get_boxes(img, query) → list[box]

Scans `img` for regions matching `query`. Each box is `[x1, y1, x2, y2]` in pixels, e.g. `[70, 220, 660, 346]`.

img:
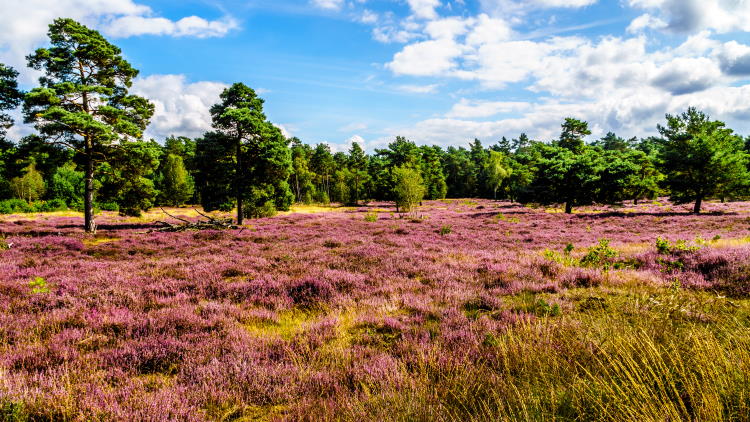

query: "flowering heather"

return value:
[1, 199, 750, 420]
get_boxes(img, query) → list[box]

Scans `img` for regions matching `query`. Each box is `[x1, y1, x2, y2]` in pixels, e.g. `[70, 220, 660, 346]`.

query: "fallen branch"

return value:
[150, 208, 239, 232]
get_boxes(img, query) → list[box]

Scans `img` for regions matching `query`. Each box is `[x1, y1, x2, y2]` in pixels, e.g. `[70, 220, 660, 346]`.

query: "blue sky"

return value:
[3, 0, 750, 151]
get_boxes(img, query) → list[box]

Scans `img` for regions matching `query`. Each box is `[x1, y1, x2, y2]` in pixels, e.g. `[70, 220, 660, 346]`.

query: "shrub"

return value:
[561, 268, 604, 288]
[0, 236, 11, 250]
[323, 240, 342, 248]
[580, 239, 618, 269]
[28, 277, 50, 294]
[97, 202, 120, 212]
[364, 212, 378, 222]
[392, 166, 425, 213]
[244, 200, 277, 219]
[439, 225, 452, 236]
[656, 237, 701, 255]
[37, 199, 68, 212]
[0, 199, 35, 214]
[288, 278, 334, 308]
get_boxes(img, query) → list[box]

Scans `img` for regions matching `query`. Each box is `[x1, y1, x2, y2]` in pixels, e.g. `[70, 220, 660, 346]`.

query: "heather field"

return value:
[2, 199, 750, 421]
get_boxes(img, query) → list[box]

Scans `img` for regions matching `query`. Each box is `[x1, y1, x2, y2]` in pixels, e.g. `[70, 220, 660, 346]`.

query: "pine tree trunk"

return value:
[693, 196, 703, 214]
[295, 173, 300, 202]
[565, 201, 573, 214]
[84, 137, 95, 233]
[236, 140, 243, 225]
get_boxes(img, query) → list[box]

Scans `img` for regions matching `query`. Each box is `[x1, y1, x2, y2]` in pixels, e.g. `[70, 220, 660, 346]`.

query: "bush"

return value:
[580, 239, 618, 269]
[439, 225, 452, 236]
[392, 166, 425, 213]
[656, 237, 701, 255]
[288, 278, 334, 308]
[0, 199, 35, 214]
[244, 200, 277, 219]
[36, 199, 68, 212]
[97, 202, 120, 212]
[364, 212, 378, 222]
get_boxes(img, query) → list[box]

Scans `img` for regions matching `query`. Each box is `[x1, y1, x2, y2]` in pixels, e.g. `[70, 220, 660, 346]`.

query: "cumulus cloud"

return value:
[384, 84, 750, 149]
[446, 99, 531, 118]
[105, 15, 238, 38]
[0, 0, 237, 77]
[651, 57, 722, 95]
[387, 38, 464, 75]
[627, 0, 750, 33]
[130, 74, 227, 141]
[379, 7, 750, 148]
[407, 0, 442, 19]
[626, 13, 667, 33]
[716, 41, 750, 76]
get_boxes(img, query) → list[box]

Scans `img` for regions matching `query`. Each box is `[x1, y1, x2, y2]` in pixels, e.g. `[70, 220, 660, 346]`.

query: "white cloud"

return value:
[387, 38, 464, 75]
[105, 15, 238, 38]
[359, 10, 379, 24]
[130, 74, 227, 141]
[480, 0, 597, 19]
[0, 0, 237, 78]
[347, 135, 366, 147]
[311, 0, 345, 11]
[626, 13, 667, 33]
[627, 0, 750, 33]
[327, 135, 367, 152]
[275, 123, 294, 138]
[446, 99, 531, 118]
[407, 0, 442, 19]
[396, 84, 440, 93]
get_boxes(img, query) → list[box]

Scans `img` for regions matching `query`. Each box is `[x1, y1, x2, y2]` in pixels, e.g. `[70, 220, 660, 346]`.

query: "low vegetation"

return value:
[1, 199, 749, 420]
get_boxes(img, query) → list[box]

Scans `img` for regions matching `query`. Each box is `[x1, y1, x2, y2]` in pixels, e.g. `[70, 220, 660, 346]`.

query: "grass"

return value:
[2, 199, 750, 420]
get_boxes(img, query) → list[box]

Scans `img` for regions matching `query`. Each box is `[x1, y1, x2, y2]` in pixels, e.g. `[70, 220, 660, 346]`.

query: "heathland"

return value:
[1, 199, 749, 421]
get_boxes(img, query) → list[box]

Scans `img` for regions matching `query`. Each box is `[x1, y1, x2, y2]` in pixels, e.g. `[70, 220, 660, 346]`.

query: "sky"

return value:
[2, 0, 750, 152]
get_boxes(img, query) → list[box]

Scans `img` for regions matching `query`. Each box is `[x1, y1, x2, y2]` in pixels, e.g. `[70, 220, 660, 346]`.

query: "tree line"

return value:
[1, 19, 749, 232]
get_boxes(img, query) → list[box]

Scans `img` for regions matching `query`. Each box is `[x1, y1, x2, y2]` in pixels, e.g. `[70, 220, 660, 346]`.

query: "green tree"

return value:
[348, 142, 368, 205]
[49, 162, 85, 209]
[559, 118, 591, 152]
[290, 138, 315, 204]
[207, 83, 292, 222]
[310, 143, 334, 202]
[392, 165, 425, 213]
[595, 149, 642, 204]
[443, 146, 474, 198]
[624, 150, 662, 204]
[97, 141, 160, 216]
[657, 107, 749, 213]
[593, 132, 636, 152]
[10, 163, 45, 202]
[485, 150, 511, 199]
[331, 168, 352, 205]
[469, 139, 488, 197]
[159, 154, 194, 206]
[195, 132, 235, 212]
[531, 143, 601, 213]
[23, 18, 154, 232]
[0, 63, 23, 139]
[420, 145, 447, 200]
